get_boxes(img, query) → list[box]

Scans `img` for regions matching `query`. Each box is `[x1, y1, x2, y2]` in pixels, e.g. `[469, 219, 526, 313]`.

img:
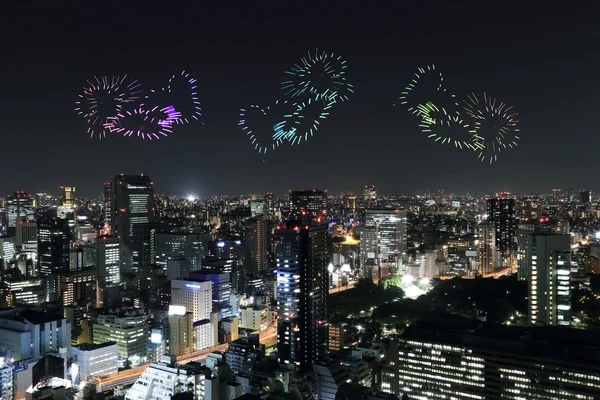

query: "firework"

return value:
[239, 100, 300, 155]
[74, 75, 142, 138]
[285, 94, 336, 146]
[463, 92, 520, 164]
[145, 70, 202, 125]
[398, 64, 458, 117]
[417, 102, 480, 150]
[107, 106, 177, 140]
[281, 48, 354, 102]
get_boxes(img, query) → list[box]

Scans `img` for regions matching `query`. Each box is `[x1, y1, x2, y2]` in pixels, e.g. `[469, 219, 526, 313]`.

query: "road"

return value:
[94, 324, 278, 392]
[329, 277, 380, 295]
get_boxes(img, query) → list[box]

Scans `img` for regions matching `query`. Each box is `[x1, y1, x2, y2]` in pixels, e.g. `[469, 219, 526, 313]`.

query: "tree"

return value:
[355, 277, 377, 294]
[379, 275, 401, 290]
[122, 359, 132, 370]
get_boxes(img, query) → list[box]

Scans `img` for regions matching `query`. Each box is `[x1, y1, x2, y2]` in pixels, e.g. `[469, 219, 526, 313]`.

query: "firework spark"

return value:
[417, 101, 480, 150]
[398, 64, 458, 117]
[281, 48, 354, 102]
[107, 106, 177, 140]
[145, 70, 202, 125]
[74, 75, 142, 139]
[239, 100, 300, 155]
[286, 94, 336, 145]
[463, 92, 520, 164]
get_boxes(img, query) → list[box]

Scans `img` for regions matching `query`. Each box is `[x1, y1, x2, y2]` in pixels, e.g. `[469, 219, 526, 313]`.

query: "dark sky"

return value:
[1, 2, 598, 197]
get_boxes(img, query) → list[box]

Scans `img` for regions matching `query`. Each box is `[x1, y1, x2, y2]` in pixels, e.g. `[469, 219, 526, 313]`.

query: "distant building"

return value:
[289, 189, 327, 218]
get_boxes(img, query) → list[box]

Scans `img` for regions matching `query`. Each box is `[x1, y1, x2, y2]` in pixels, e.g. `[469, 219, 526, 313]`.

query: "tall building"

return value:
[486, 194, 517, 266]
[97, 235, 120, 287]
[171, 280, 212, 323]
[527, 233, 571, 326]
[59, 186, 75, 207]
[6, 192, 35, 227]
[242, 216, 268, 275]
[580, 189, 592, 204]
[111, 174, 155, 271]
[15, 220, 37, 254]
[289, 189, 327, 218]
[360, 209, 407, 277]
[276, 219, 329, 371]
[155, 232, 205, 272]
[167, 306, 194, 356]
[189, 270, 232, 320]
[552, 188, 562, 202]
[264, 192, 275, 220]
[93, 309, 149, 364]
[37, 217, 71, 275]
[103, 182, 112, 229]
[517, 218, 566, 281]
[476, 221, 497, 275]
[363, 185, 376, 200]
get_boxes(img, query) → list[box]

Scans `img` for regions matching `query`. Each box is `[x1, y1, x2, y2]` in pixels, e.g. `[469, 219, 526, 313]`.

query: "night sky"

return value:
[1, 3, 598, 197]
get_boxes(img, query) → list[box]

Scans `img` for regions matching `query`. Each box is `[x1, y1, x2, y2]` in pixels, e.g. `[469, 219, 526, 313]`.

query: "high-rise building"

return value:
[171, 280, 212, 323]
[264, 192, 275, 220]
[59, 186, 76, 207]
[15, 220, 37, 254]
[580, 189, 592, 204]
[242, 216, 268, 275]
[167, 306, 194, 356]
[363, 185, 376, 200]
[517, 218, 566, 281]
[103, 182, 112, 229]
[189, 270, 232, 320]
[360, 209, 407, 277]
[486, 194, 517, 266]
[155, 232, 205, 272]
[6, 192, 35, 227]
[476, 221, 497, 275]
[37, 217, 71, 275]
[93, 309, 149, 364]
[289, 189, 327, 218]
[276, 219, 329, 371]
[552, 188, 562, 202]
[111, 174, 155, 271]
[527, 233, 571, 326]
[97, 235, 120, 288]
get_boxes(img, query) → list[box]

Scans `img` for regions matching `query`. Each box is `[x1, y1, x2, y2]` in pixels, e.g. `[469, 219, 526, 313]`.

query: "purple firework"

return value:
[74, 75, 142, 139]
[145, 70, 203, 125]
[107, 106, 178, 140]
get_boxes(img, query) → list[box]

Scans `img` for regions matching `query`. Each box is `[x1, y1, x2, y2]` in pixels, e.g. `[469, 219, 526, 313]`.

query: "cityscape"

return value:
[2, 2, 600, 400]
[1, 181, 600, 400]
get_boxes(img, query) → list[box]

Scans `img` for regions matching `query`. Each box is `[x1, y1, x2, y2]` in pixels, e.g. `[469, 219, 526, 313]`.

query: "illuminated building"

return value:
[0, 359, 13, 400]
[476, 221, 497, 275]
[264, 192, 275, 220]
[189, 270, 232, 320]
[93, 308, 149, 365]
[15, 220, 37, 254]
[37, 217, 71, 276]
[328, 323, 346, 352]
[59, 186, 75, 207]
[242, 216, 268, 274]
[239, 306, 270, 332]
[517, 218, 566, 281]
[96, 235, 120, 287]
[171, 280, 217, 350]
[71, 341, 118, 380]
[155, 232, 206, 272]
[360, 209, 407, 278]
[486, 194, 517, 267]
[552, 188, 562, 201]
[394, 316, 600, 399]
[226, 334, 260, 374]
[250, 199, 264, 217]
[168, 306, 194, 356]
[289, 189, 327, 218]
[111, 174, 155, 271]
[103, 182, 112, 229]
[527, 233, 571, 326]
[6, 192, 35, 228]
[54, 267, 96, 306]
[276, 219, 329, 371]
[363, 185, 377, 200]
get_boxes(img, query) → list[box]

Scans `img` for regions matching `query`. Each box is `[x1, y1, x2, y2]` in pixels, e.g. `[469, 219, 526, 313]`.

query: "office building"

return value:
[276, 219, 329, 370]
[72, 342, 119, 380]
[527, 233, 571, 326]
[6, 192, 35, 228]
[264, 192, 275, 220]
[580, 189, 592, 204]
[93, 308, 149, 365]
[170, 280, 212, 323]
[363, 185, 377, 200]
[289, 189, 327, 218]
[360, 209, 407, 277]
[243, 216, 268, 274]
[517, 218, 566, 281]
[96, 235, 120, 287]
[393, 316, 600, 399]
[168, 306, 194, 356]
[189, 271, 232, 320]
[103, 182, 112, 229]
[15, 220, 37, 254]
[0, 360, 13, 400]
[226, 334, 260, 374]
[37, 217, 71, 275]
[155, 232, 205, 272]
[486, 194, 517, 266]
[239, 306, 270, 332]
[59, 186, 75, 207]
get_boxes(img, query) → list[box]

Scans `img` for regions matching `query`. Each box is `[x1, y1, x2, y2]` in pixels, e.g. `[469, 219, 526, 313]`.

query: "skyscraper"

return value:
[111, 174, 155, 271]
[264, 192, 275, 220]
[276, 219, 329, 371]
[59, 186, 75, 207]
[103, 182, 112, 229]
[486, 194, 517, 266]
[6, 192, 35, 228]
[242, 216, 268, 275]
[37, 217, 71, 275]
[289, 189, 327, 218]
[476, 221, 497, 275]
[96, 235, 120, 287]
[360, 209, 407, 277]
[527, 233, 571, 326]
[580, 190, 592, 204]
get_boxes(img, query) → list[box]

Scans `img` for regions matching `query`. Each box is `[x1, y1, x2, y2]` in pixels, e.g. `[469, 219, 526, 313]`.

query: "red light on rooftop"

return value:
[119, 208, 126, 212]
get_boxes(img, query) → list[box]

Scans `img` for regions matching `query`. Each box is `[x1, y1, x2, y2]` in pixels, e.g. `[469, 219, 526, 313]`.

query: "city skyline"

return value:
[1, 3, 598, 196]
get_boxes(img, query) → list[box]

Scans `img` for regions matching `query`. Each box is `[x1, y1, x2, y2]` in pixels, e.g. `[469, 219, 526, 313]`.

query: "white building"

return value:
[72, 342, 118, 381]
[93, 308, 149, 365]
[96, 235, 120, 287]
[171, 280, 212, 323]
[239, 306, 270, 332]
[125, 356, 214, 400]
